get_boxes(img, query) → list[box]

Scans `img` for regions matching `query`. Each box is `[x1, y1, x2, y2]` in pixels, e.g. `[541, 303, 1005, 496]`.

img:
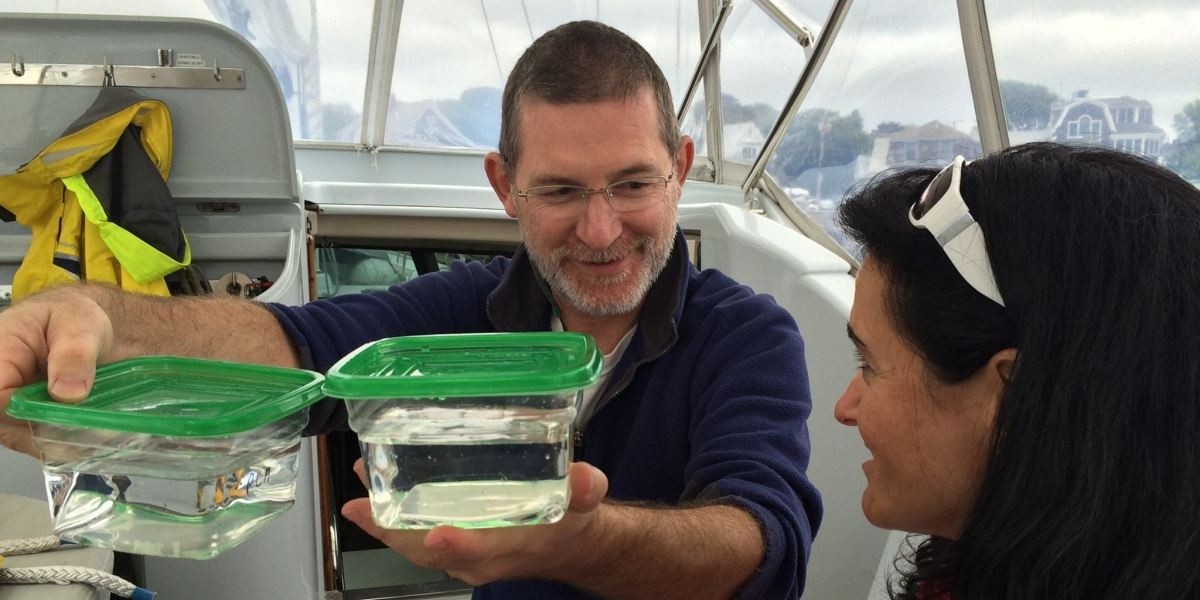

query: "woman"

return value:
[834, 142, 1200, 599]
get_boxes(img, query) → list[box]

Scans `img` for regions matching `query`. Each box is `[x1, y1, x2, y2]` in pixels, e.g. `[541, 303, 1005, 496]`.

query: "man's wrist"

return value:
[533, 502, 617, 582]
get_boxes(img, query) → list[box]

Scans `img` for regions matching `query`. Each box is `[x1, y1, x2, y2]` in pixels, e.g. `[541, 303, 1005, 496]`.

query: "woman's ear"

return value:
[989, 348, 1018, 388]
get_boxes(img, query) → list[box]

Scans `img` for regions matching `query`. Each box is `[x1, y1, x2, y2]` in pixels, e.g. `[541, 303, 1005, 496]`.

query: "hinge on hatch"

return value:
[195, 202, 241, 213]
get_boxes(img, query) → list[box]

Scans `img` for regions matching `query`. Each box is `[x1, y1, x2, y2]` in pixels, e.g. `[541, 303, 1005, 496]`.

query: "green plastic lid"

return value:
[323, 332, 603, 399]
[6, 356, 326, 437]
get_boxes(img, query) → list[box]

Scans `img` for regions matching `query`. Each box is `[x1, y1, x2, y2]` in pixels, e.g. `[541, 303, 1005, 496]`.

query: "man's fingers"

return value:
[0, 423, 36, 457]
[44, 301, 112, 403]
[0, 312, 51, 422]
[353, 458, 368, 487]
[341, 498, 387, 539]
[567, 462, 608, 513]
[0, 288, 112, 455]
[342, 495, 462, 556]
[341, 499, 449, 569]
[424, 525, 478, 556]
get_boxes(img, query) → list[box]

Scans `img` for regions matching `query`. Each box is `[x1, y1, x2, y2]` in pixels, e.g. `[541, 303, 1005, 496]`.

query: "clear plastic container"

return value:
[324, 333, 601, 529]
[6, 356, 325, 559]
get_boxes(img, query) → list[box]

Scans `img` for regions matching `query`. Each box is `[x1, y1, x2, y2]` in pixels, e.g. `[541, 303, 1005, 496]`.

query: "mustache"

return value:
[551, 237, 647, 263]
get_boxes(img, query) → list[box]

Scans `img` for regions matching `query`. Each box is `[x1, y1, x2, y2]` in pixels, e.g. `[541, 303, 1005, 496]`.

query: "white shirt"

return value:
[551, 316, 636, 428]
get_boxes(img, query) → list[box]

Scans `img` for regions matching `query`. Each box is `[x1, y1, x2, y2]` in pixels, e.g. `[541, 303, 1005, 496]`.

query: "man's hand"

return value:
[0, 287, 114, 455]
[340, 459, 609, 586]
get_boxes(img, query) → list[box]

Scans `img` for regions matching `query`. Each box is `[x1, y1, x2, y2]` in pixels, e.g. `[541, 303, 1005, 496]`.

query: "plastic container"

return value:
[5, 356, 325, 559]
[324, 332, 602, 529]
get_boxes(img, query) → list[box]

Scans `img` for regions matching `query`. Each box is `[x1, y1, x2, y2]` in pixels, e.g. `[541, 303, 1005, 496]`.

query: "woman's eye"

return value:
[853, 350, 874, 378]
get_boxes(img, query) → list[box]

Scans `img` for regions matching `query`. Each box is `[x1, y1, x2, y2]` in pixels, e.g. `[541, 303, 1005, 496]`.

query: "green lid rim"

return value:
[6, 356, 326, 437]
[321, 332, 603, 400]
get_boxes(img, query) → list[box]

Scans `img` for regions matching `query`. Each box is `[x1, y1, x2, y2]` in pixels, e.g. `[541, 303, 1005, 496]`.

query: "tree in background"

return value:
[686, 94, 779, 138]
[720, 93, 779, 139]
[999, 80, 1060, 131]
[773, 108, 871, 182]
[873, 121, 904, 136]
[321, 103, 360, 143]
[441, 86, 502, 148]
[1169, 99, 1200, 181]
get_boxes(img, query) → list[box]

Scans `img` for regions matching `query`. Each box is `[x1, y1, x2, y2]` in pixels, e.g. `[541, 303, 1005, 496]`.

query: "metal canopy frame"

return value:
[359, 0, 405, 152]
[744, 0, 854, 192]
[957, 0, 1009, 154]
[326, 0, 1010, 253]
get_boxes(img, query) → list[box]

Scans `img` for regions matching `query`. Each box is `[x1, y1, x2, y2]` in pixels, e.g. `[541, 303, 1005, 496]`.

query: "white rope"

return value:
[0, 535, 61, 556]
[0, 565, 138, 597]
[0, 536, 155, 598]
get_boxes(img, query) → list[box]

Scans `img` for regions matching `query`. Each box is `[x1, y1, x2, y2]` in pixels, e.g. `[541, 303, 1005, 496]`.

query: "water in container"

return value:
[324, 333, 601, 529]
[6, 356, 325, 559]
[359, 404, 573, 528]
[43, 443, 299, 559]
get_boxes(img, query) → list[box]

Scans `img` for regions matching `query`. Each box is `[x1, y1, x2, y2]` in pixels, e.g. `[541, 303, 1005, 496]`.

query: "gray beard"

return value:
[528, 231, 674, 317]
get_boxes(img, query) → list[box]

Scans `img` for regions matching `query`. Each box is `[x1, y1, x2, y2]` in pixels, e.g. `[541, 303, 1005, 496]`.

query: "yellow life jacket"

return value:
[0, 87, 191, 301]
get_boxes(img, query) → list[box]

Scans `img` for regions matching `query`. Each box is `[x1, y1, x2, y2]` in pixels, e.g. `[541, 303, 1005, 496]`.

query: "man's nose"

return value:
[575, 190, 622, 250]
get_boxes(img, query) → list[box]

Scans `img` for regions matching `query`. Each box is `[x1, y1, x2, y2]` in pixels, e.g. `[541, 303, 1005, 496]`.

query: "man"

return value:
[0, 21, 820, 599]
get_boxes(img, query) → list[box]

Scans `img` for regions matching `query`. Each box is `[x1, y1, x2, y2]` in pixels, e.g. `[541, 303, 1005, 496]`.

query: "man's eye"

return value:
[612, 179, 657, 196]
[532, 186, 578, 200]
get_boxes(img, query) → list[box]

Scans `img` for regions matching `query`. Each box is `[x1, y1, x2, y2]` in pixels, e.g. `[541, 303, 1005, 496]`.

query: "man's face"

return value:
[492, 91, 691, 317]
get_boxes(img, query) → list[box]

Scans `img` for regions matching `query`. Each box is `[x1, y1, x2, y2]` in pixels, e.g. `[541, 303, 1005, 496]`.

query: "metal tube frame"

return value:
[359, 0, 405, 152]
[743, 0, 855, 193]
[751, 0, 814, 47]
[676, 0, 733, 183]
[957, 0, 1009, 153]
[677, 0, 732, 128]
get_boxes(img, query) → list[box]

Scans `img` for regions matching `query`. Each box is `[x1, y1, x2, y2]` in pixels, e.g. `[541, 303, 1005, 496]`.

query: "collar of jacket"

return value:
[486, 226, 689, 359]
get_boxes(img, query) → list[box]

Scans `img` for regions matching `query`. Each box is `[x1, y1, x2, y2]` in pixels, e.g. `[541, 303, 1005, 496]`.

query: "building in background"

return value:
[1049, 91, 1167, 161]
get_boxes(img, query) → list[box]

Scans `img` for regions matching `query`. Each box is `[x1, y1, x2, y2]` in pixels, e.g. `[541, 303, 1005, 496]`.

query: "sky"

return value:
[2, 0, 1196, 139]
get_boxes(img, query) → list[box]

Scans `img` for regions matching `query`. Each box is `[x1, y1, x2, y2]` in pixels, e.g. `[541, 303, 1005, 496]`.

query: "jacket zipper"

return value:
[486, 288, 680, 455]
[574, 340, 675, 452]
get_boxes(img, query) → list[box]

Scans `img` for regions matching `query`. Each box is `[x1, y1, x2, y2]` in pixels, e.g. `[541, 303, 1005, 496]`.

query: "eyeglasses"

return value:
[908, 155, 1006, 307]
[513, 172, 675, 212]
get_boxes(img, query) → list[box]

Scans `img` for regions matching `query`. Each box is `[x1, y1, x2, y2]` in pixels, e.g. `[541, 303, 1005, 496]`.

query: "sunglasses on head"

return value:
[908, 155, 1006, 307]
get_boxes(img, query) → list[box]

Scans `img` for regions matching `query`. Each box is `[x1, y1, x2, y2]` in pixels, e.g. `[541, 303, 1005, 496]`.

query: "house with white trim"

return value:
[1049, 92, 1167, 160]
[724, 121, 767, 163]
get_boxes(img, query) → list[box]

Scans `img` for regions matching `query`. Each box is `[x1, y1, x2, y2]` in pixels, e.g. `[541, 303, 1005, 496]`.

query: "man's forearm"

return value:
[78, 283, 300, 367]
[555, 502, 764, 600]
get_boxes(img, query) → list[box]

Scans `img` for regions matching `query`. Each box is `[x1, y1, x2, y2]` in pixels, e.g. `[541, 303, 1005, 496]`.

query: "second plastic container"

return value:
[324, 332, 602, 529]
[5, 357, 325, 559]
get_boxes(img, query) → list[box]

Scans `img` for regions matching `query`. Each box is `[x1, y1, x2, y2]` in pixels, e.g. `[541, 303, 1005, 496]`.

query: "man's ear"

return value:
[674, 135, 696, 194]
[485, 152, 519, 218]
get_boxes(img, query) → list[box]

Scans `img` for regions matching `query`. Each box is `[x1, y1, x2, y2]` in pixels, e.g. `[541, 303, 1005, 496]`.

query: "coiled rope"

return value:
[0, 536, 155, 599]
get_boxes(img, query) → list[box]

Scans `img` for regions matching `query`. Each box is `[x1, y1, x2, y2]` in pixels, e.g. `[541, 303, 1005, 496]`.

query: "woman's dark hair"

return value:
[838, 142, 1200, 599]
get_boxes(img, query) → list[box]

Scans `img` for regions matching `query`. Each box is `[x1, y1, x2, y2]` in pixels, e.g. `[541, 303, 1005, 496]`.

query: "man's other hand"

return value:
[341, 459, 609, 586]
[0, 288, 113, 455]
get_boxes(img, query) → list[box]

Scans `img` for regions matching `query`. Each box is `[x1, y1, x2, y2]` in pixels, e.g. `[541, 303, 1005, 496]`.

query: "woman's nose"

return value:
[834, 373, 863, 426]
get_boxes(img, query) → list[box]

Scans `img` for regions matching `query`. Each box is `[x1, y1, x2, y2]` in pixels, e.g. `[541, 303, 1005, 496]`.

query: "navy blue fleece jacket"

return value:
[267, 229, 822, 599]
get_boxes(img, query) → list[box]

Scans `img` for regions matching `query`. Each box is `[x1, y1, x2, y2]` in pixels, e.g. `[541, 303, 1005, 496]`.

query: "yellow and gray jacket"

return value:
[0, 87, 190, 301]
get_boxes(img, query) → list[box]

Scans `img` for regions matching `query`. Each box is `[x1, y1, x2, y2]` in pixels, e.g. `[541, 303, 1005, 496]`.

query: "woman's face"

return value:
[834, 259, 1005, 539]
